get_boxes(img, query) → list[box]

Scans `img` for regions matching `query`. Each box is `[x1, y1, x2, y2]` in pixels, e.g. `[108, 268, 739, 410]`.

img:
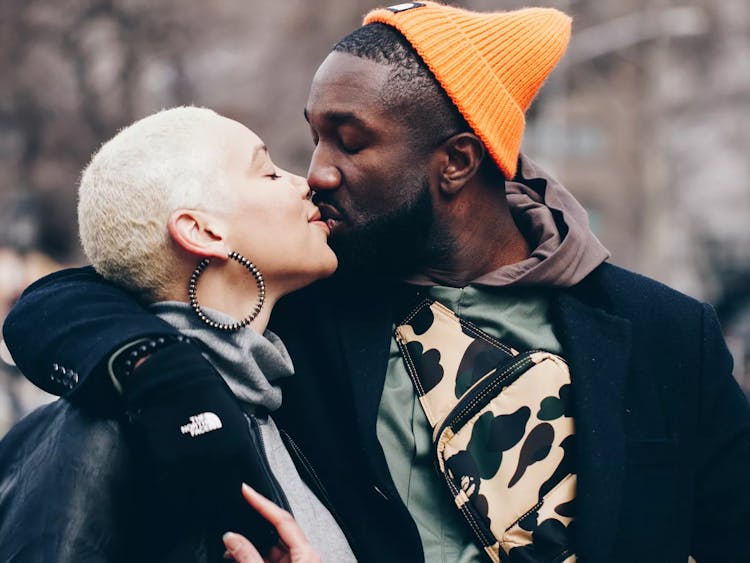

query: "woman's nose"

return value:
[307, 147, 341, 192]
[290, 173, 312, 199]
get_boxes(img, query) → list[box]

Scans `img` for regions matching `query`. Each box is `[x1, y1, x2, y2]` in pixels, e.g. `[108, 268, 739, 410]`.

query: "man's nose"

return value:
[307, 146, 341, 191]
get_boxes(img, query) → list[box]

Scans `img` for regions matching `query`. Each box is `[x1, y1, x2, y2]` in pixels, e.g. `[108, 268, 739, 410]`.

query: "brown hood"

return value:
[471, 153, 610, 288]
[405, 153, 609, 288]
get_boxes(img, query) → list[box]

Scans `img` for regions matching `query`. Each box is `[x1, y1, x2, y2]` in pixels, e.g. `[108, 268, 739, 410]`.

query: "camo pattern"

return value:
[395, 300, 519, 428]
[396, 300, 577, 563]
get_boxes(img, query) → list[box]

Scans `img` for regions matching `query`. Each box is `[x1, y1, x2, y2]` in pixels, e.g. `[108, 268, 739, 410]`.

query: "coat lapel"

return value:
[552, 290, 631, 562]
[333, 284, 399, 483]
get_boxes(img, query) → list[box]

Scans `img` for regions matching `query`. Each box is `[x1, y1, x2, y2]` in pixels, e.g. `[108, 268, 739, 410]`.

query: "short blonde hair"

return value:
[78, 106, 228, 302]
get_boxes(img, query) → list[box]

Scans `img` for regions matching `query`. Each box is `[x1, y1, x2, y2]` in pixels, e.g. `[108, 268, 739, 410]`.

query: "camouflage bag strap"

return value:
[395, 299, 577, 563]
[394, 299, 519, 428]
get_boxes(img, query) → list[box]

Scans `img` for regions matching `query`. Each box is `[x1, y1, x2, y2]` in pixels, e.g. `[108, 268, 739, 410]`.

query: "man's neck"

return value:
[417, 183, 531, 287]
[418, 230, 530, 287]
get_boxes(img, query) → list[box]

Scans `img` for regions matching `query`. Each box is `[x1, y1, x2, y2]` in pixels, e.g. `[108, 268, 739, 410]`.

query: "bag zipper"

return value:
[436, 351, 538, 436]
[431, 351, 541, 554]
[441, 472, 498, 550]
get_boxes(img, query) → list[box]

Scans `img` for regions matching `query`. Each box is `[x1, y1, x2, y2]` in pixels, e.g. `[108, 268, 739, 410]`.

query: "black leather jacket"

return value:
[0, 399, 308, 562]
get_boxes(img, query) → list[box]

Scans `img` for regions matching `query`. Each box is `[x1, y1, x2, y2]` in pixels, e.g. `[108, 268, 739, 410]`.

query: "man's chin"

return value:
[328, 182, 435, 276]
[327, 229, 346, 252]
[328, 233, 375, 273]
[330, 235, 412, 276]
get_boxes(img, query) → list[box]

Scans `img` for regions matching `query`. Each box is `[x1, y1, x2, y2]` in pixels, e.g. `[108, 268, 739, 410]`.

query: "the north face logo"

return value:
[180, 412, 223, 437]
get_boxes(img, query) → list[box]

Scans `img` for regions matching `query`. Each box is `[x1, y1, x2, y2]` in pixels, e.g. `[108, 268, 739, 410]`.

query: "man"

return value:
[4, 3, 749, 562]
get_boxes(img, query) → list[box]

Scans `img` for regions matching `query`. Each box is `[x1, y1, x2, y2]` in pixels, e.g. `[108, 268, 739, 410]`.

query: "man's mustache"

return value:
[312, 194, 345, 222]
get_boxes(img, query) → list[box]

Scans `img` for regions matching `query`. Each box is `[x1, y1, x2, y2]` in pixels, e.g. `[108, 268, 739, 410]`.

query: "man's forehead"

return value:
[313, 51, 391, 83]
[306, 52, 392, 120]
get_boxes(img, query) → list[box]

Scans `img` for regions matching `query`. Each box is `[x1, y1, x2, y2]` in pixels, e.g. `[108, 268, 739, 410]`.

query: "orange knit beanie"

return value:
[363, 2, 571, 179]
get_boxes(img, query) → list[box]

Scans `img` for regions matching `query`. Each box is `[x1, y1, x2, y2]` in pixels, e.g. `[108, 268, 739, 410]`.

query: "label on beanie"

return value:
[386, 2, 425, 13]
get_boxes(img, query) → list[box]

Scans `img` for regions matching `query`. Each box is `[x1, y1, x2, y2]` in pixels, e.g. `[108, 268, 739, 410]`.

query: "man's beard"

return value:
[330, 179, 453, 277]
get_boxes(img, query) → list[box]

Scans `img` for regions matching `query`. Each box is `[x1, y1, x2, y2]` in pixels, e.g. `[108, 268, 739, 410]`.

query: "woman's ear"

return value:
[438, 132, 486, 196]
[167, 209, 228, 258]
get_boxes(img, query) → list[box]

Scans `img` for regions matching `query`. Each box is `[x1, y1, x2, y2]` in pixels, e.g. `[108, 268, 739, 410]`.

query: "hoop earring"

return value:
[188, 251, 266, 331]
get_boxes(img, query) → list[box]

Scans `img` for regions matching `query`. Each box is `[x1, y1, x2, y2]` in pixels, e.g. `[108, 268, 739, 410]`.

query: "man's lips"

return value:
[315, 202, 344, 231]
[316, 202, 343, 221]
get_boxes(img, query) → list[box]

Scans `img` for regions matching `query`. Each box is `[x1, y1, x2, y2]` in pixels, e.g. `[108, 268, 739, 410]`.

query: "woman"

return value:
[0, 107, 343, 562]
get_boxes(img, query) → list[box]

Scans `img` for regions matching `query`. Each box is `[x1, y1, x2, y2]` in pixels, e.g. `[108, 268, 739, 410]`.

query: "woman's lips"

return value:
[308, 210, 331, 236]
[316, 202, 343, 232]
[311, 220, 331, 236]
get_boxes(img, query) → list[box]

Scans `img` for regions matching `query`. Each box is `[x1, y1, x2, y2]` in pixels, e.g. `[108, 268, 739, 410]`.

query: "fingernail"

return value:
[223, 531, 241, 552]
[241, 482, 255, 495]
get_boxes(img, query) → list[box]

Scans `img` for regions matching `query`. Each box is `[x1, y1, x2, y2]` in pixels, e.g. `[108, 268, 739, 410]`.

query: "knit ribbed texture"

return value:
[364, 2, 571, 179]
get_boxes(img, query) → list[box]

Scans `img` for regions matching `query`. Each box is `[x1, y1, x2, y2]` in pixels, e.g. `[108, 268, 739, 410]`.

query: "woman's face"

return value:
[218, 118, 338, 290]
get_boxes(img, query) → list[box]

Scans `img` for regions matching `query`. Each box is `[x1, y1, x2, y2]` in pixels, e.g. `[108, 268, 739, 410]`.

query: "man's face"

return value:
[304, 51, 438, 275]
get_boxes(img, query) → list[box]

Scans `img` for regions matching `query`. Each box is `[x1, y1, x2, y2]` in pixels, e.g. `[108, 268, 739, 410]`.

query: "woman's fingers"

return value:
[223, 531, 263, 563]
[241, 483, 310, 550]
[240, 483, 321, 562]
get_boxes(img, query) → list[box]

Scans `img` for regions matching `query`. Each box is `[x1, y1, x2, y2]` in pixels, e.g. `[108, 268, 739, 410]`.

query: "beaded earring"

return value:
[188, 251, 265, 330]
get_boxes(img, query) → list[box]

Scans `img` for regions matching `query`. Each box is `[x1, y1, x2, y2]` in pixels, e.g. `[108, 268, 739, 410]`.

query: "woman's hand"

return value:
[223, 484, 322, 563]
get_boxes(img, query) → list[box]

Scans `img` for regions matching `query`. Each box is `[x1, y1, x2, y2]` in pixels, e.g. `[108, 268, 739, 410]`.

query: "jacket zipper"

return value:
[279, 429, 333, 508]
[247, 413, 292, 514]
[279, 428, 358, 553]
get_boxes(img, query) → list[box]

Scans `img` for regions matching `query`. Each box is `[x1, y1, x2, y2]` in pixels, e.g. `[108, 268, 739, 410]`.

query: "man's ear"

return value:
[167, 209, 228, 258]
[438, 132, 486, 196]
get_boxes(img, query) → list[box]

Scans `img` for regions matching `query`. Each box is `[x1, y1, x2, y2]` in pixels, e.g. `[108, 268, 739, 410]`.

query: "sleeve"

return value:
[0, 402, 138, 563]
[2, 266, 282, 554]
[2, 266, 179, 411]
[690, 303, 750, 562]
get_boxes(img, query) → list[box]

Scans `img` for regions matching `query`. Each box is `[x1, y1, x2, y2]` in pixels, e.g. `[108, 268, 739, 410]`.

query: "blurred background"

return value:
[1, 0, 749, 434]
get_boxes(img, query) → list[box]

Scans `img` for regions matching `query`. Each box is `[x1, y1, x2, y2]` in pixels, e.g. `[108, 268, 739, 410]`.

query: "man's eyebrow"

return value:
[303, 109, 371, 131]
[328, 112, 369, 129]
